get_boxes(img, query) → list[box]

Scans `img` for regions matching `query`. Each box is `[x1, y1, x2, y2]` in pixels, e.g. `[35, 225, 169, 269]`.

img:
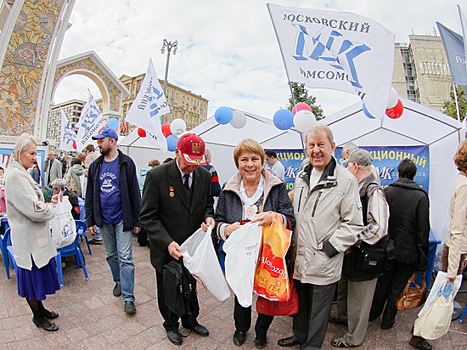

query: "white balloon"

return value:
[230, 110, 247, 129]
[170, 118, 186, 136]
[387, 87, 399, 109]
[294, 110, 316, 133]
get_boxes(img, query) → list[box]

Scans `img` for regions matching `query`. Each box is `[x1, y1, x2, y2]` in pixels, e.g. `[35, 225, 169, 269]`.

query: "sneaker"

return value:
[89, 238, 103, 244]
[124, 301, 136, 314]
[113, 283, 122, 297]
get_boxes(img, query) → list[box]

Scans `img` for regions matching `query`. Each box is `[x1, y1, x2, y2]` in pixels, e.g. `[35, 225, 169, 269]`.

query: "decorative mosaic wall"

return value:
[0, 0, 65, 136]
[53, 57, 122, 113]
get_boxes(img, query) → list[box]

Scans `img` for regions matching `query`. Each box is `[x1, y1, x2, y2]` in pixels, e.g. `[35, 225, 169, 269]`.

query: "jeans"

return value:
[101, 222, 135, 302]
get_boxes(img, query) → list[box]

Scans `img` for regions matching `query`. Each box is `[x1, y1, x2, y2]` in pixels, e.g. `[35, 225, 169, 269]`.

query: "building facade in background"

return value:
[393, 35, 452, 112]
[47, 99, 85, 151]
[97, 74, 209, 136]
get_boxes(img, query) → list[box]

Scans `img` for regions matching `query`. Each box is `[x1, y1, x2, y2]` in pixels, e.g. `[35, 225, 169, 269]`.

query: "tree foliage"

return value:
[287, 82, 325, 120]
[443, 85, 466, 122]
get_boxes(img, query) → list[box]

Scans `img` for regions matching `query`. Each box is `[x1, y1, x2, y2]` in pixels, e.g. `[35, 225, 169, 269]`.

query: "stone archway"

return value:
[51, 51, 129, 121]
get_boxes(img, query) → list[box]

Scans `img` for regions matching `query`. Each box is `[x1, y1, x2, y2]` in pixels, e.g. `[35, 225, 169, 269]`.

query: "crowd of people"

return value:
[2, 127, 467, 350]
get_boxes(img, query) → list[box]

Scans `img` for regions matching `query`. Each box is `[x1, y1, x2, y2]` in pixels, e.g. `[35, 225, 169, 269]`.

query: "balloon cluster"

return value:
[362, 87, 404, 120]
[107, 118, 119, 130]
[214, 106, 247, 129]
[273, 102, 316, 132]
[137, 118, 188, 152]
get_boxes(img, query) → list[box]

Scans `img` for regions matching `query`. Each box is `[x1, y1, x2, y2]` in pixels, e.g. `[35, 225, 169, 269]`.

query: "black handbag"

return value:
[359, 238, 395, 273]
[162, 257, 199, 329]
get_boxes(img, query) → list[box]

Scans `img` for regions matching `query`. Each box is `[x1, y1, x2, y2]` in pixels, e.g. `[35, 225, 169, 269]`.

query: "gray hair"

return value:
[342, 142, 359, 155]
[306, 125, 334, 143]
[50, 178, 66, 189]
[204, 148, 211, 157]
[12, 133, 37, 164]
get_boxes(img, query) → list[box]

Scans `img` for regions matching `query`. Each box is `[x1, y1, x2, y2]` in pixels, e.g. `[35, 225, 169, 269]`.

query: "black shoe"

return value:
[233, 331, 246, 346]
[32, 317, 59, 331]
[167, 330, 182, 346]
[409, 341, 432, 350]
[113, 283, 122, 297]
[329, 316, 347, 325]
[192, 324, 209, 337]
[381, 321, 395, 330]
[42, 310, 59, 319]
[278, 335, 302, 347]
[124, 301, 136, 314]
[255, 336, 267, 349]
[89, 238, 103, 244]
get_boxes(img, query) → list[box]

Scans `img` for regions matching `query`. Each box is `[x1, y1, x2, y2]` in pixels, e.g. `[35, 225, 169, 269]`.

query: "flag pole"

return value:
[453, 83, 462, 122]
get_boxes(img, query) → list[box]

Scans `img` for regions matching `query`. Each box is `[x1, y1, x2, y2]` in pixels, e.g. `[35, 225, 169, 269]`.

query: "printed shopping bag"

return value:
[254, 213, 292, 301]
[50, 195, 77, 248]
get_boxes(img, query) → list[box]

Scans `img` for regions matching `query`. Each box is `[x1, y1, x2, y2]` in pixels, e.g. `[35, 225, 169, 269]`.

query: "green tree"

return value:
[287, 82, 325, 120]
[443, 85, 467, 122]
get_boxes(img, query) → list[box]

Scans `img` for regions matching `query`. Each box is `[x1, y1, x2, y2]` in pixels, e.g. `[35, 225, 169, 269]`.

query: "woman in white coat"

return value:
[5, 134, 60, 331]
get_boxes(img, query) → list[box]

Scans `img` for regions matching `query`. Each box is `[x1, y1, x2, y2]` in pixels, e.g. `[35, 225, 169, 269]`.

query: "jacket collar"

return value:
[224, 167, 282, 201]
[96, 149, 126, 166]
[389, 177, 428, 197]
[299, 156, 338, 192]
[8, 160, 36, 187]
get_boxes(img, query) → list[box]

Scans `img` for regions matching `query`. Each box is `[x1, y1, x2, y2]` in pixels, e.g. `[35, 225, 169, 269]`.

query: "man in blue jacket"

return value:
[85, 128, 141, 315]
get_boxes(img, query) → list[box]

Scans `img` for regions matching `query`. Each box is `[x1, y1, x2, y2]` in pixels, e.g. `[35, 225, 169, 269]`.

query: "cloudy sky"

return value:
[55, 0, 465, 119]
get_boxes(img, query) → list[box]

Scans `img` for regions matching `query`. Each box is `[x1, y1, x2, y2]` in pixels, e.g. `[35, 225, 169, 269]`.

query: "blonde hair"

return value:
[454, 140, 467, 172]
[233, 139, 265, 168]
[12, 133, 37, 165]
[306, 125, 334, 143]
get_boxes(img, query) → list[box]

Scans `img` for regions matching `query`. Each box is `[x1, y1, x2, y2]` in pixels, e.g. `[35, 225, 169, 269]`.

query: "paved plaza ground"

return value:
[1, 232, 467, 349]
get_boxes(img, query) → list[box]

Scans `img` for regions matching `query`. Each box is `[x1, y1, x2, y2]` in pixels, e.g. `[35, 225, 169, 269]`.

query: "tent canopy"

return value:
[118, 98, 464, 243]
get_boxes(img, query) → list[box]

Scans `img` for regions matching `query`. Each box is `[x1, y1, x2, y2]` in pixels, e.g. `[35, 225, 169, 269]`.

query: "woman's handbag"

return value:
[256, 278, 299, 316]
[395, 272, 427, 310]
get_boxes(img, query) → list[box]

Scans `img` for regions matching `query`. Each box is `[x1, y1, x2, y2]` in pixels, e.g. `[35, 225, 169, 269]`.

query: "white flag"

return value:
[59, 108, 76, 152]
[75, 91, 106, 151]
[146, 130, 168, 150]
[268, 4, 395, 119]
[125, 58, 169, 151]
[459, 5, 467, 80]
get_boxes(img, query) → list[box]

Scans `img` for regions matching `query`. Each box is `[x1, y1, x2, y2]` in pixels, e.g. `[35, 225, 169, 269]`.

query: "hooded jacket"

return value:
[292, 157, 363, 285]
[384, 177, 430, 271]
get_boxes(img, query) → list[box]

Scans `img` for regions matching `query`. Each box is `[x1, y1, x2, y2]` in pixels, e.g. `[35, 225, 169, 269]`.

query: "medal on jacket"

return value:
[169, 186, 174, 197]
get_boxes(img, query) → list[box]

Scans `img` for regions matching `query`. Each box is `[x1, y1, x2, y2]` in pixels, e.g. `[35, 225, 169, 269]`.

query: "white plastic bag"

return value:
[418, 271, 462, 317]
[50, 195, 77, 249]
[414, 281, 454, 339]
[223, 222, 262, 307]
[181, 226, 230, 301]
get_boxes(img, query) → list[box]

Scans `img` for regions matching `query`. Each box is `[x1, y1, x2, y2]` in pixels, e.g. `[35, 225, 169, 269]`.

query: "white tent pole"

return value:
[453, 83, 461, 122]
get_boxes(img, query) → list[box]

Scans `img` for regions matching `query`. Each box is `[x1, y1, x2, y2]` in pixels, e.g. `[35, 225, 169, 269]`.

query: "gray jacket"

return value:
[43, 158, 62, 185]
[292, 157, 363, 285]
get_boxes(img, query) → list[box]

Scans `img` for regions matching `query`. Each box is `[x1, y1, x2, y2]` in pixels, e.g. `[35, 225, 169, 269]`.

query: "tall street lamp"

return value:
[161, 39, 178, 96]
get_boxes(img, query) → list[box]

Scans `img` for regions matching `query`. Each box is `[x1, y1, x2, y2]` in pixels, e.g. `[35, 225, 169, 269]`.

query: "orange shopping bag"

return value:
[254, 213, 292, 301]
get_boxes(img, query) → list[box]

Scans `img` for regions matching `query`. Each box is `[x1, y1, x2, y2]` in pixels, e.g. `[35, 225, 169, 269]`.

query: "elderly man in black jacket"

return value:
[369, 159, 430, 349]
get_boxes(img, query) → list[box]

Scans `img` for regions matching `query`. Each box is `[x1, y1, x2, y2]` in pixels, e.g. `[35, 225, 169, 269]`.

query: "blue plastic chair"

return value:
[54, 235, 89, 288]
[77, 197, 85, 221]
[76, 220, 91, 255]
[3, 228, 16, 276]
[0, 229, 10, 279]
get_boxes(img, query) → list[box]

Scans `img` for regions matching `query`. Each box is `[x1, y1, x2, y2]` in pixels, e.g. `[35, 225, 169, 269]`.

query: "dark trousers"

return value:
[234, 296, 274, 337]
[369, 260, 415, 326]
[293, 279, 337, 350]
[156, 270, 200, 332]
[137, 227, 148, 246]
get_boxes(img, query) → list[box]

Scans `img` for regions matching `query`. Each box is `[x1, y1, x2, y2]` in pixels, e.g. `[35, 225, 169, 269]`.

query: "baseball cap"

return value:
[177, 133, 206, 166]
[92, 127, 118, 141]
[343, 149, 372, 167]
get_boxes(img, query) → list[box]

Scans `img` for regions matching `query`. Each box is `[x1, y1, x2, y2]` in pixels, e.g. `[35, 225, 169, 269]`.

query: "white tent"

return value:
[119, 99, 464, 243]
[318, 97, 464, 243]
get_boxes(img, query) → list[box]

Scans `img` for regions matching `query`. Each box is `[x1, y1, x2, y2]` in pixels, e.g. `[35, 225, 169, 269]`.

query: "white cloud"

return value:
[55, 0, 464, 119]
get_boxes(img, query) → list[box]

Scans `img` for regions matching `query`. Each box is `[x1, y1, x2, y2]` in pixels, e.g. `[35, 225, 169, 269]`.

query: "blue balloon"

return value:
[214, 106, 233, 125]
[362, 104, 376, 119]
[273, 109, 294, 130]
[107, 117, 119, 130]
[166, 134, 179, 152]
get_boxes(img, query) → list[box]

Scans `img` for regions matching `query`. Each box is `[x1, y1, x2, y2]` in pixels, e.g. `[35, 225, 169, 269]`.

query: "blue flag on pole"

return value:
[437, 22, 467, 86]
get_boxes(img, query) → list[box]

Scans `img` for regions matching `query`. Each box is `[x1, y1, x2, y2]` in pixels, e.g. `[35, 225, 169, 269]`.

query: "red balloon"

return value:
[137, 128, 146, 137]
[161, 123, 172, 138]
[292, 102, 312, 115]
[385, 99, 404, 119]
[73, 141, 77, 150]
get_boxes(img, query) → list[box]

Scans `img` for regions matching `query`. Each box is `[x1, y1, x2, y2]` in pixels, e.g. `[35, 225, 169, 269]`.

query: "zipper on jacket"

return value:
[311, 191, 322, 217]
[297, 189, 303, 212]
